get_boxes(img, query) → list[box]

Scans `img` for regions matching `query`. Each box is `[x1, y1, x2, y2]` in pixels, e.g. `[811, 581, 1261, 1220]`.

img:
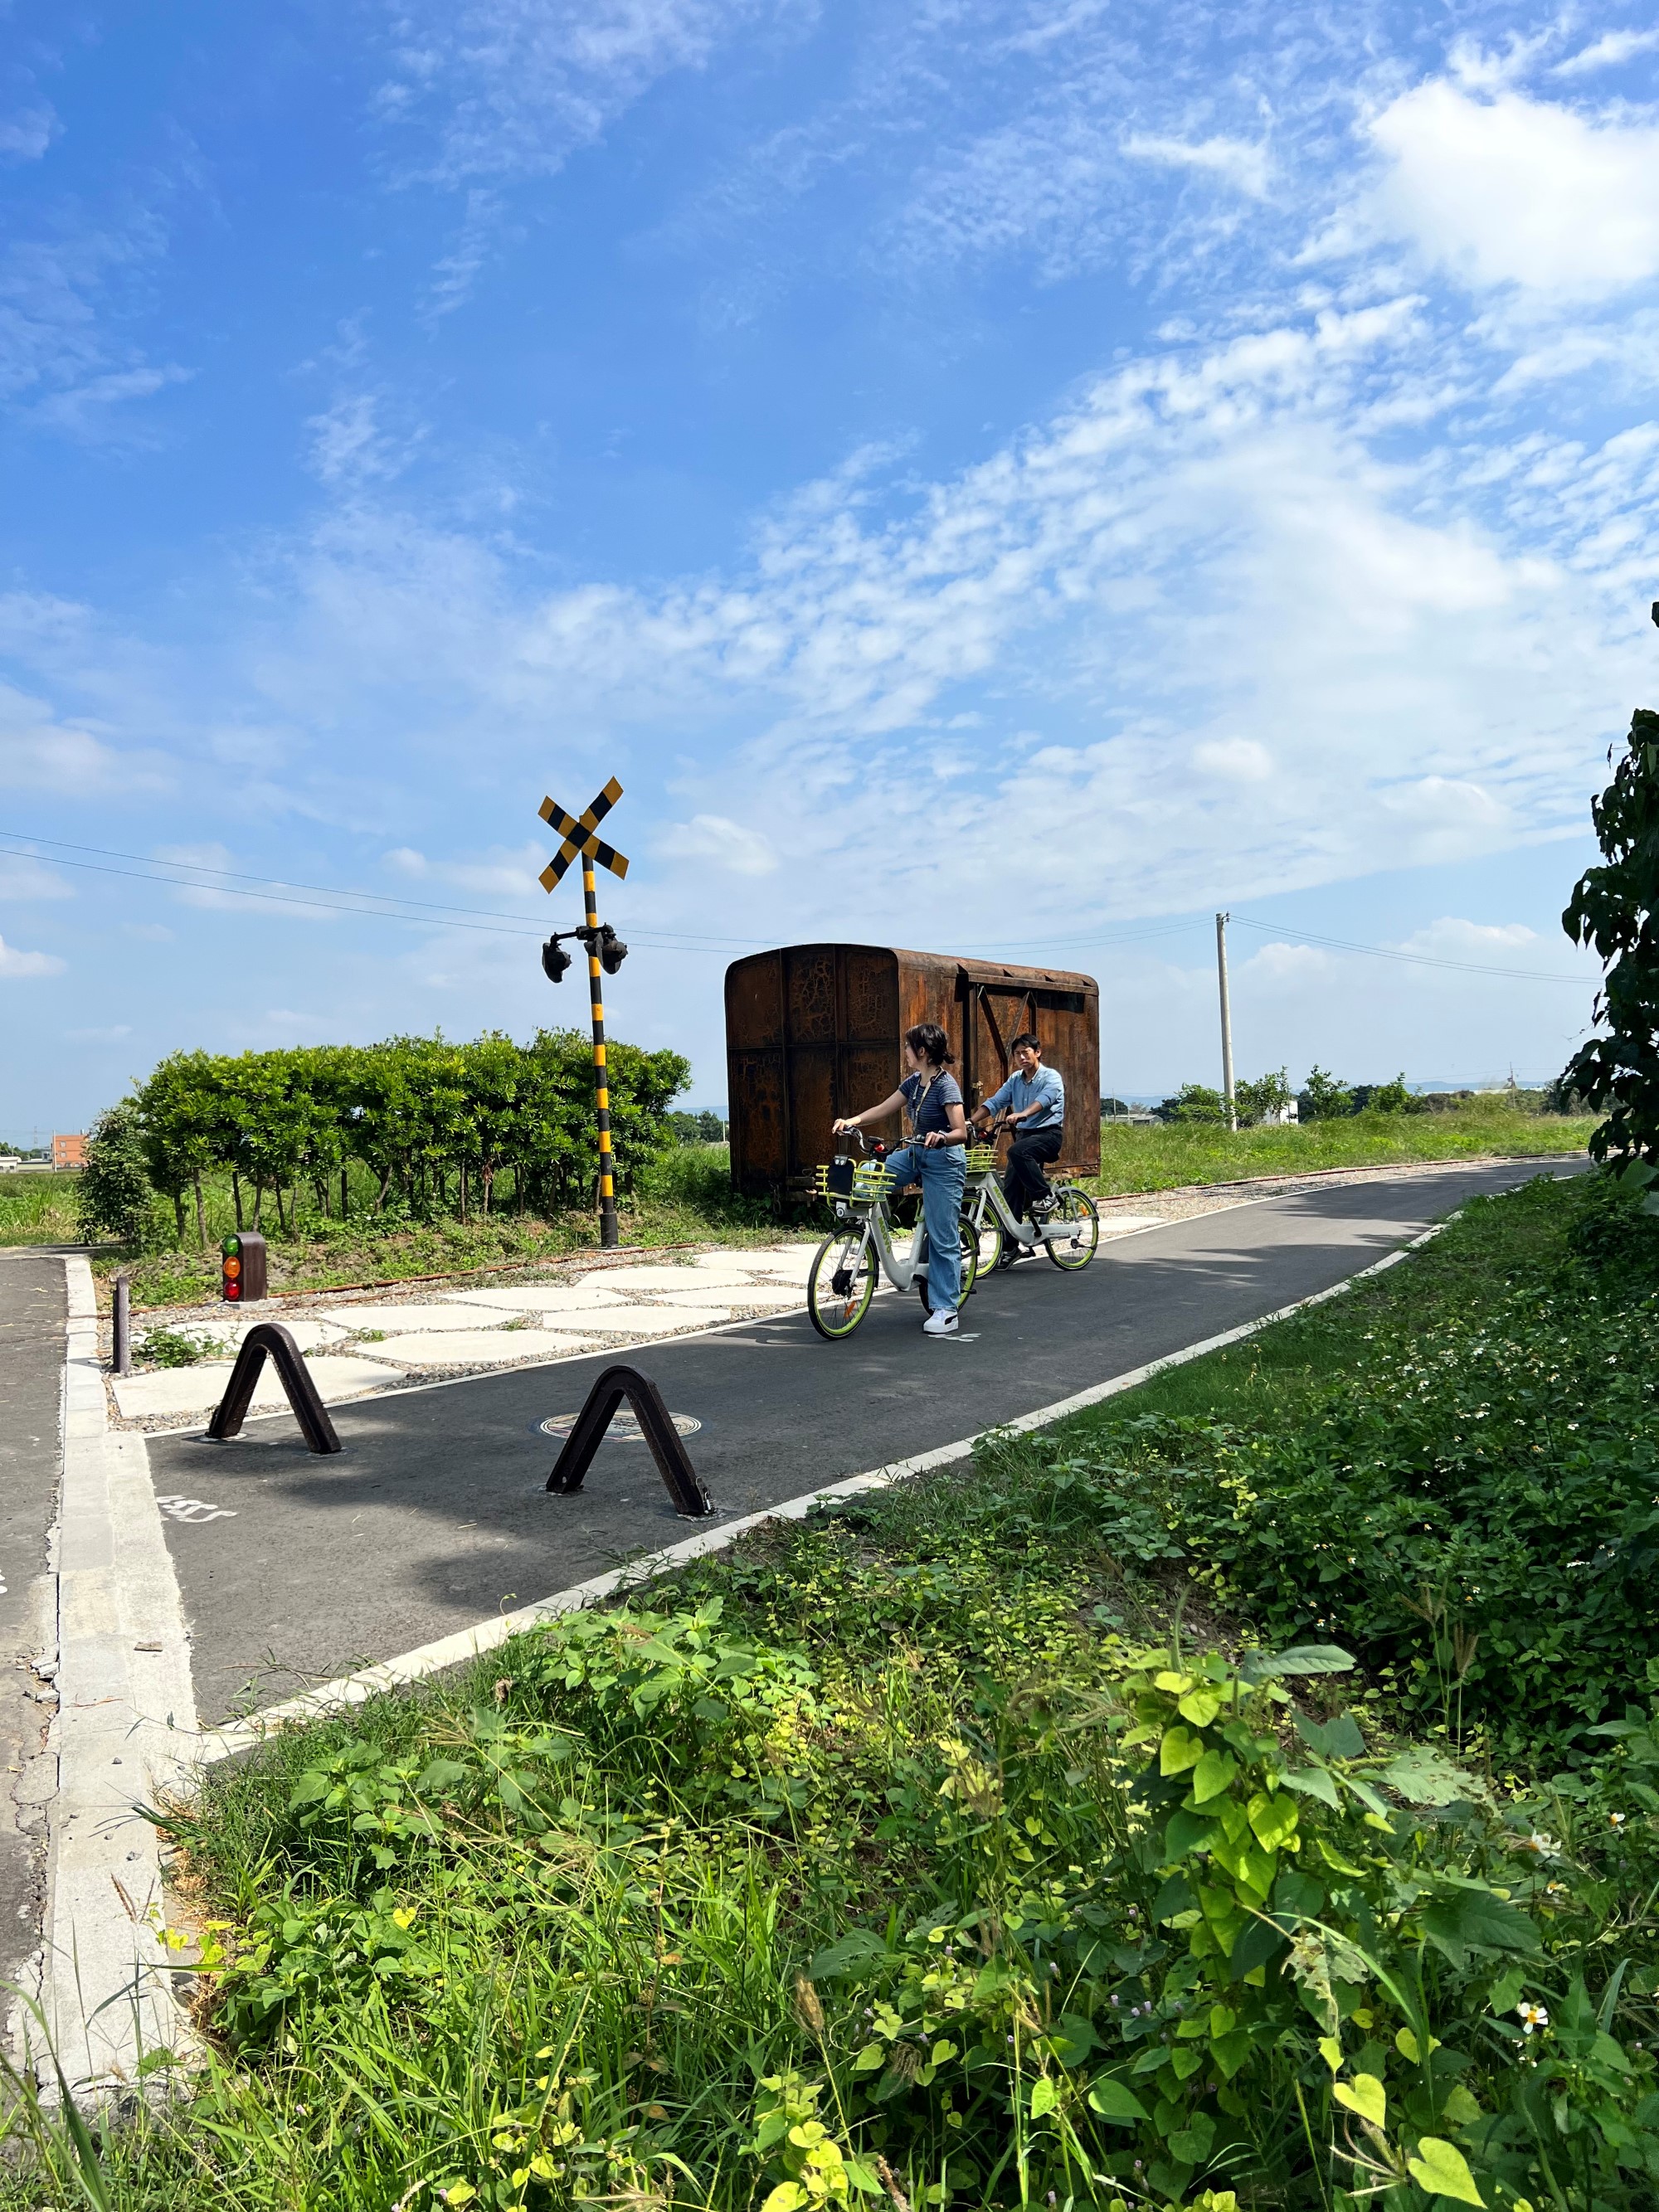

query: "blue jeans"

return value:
[885, 1143, 966, 1311]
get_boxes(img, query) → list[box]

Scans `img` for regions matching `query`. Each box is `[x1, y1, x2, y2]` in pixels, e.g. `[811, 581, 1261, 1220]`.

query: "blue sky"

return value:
[4, 0, 1658, 1135]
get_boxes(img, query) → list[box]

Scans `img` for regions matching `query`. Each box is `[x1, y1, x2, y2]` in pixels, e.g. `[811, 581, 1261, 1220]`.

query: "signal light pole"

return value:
[538, 777, 630, 1250]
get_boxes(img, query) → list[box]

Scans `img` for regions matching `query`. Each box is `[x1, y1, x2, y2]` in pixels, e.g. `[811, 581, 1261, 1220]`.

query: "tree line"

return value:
[79, 1031, 689, 1247]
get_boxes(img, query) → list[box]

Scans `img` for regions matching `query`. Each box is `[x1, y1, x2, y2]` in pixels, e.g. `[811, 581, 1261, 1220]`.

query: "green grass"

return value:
[0, 1169, 80, 1246]
[1087, 1097, 1593, 1195]
[11, 1171, 1659, 2209]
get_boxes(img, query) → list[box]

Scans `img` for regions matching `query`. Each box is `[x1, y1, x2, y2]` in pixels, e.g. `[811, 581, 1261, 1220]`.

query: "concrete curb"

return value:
[194, 1217, 1445, 1763]
[39, 1257, 200, 2093]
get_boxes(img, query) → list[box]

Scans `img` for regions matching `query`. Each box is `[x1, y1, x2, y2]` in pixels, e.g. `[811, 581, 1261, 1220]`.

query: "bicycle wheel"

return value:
[1043, 1186, 1100, 1270]
[808, 1225, 878, 1339]
[969, 1208, 1005, 1276]
[916, 1219, 979, 1312]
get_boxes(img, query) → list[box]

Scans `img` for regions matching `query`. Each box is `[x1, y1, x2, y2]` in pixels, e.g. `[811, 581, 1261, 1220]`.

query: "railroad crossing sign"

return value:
[538, 775, 630, 1249]
[538, 778, 630, 891]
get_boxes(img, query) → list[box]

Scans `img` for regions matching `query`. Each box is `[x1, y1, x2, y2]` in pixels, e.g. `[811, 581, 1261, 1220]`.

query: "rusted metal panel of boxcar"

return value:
[727, 945, 1099, 1195]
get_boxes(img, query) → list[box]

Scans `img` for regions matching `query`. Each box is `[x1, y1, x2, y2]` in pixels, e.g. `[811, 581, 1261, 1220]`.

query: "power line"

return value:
[0, 830, 768, 948]
[1230, 915, 1593, 986]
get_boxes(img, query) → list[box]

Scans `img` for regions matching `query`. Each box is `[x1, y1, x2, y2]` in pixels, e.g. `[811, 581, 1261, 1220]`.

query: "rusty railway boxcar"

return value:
[725, 943, 1099, 1198]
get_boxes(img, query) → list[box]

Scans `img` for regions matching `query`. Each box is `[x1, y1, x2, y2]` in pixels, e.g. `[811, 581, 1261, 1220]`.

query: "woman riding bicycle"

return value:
[834, 1022, 968, 1337]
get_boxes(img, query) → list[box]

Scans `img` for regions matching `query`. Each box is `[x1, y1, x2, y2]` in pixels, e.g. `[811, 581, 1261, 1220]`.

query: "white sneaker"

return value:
[922, 1308, 959, 1336]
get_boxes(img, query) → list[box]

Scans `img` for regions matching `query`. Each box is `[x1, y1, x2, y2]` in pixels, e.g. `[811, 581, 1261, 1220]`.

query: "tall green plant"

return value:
[1562, 705, 1659, 1175]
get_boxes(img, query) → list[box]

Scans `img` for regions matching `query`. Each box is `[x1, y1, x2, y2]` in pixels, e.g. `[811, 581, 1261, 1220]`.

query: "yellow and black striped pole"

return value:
[538, 776, 630, 1250]
[581, 853, 619, 1247]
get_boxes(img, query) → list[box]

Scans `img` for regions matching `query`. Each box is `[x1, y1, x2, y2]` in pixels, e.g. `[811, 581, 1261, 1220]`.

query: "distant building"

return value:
[51, 1132, 87, 1169]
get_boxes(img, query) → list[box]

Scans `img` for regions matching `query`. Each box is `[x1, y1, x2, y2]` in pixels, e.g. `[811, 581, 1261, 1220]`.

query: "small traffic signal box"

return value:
[221, 1232, 267, 1304]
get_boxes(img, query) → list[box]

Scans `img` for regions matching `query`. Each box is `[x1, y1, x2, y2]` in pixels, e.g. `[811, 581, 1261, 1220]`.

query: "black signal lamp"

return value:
[542, 936, 572, 984]
[598, 925, 628, 975]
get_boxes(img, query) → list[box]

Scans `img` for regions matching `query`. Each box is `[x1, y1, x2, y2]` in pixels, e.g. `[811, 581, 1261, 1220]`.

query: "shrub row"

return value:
[77, 1031, 689, 1248]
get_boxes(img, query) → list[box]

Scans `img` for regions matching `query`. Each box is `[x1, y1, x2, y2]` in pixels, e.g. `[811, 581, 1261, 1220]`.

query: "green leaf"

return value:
[1383, 1744, 1486, 1808]
[1423, 1886, 1540, 1963]
[1160, 1726, 1204, 1776]
[844, 2159, 884, 2197]
[760, 2186, 810, 2212]
[1165, 1807, 1219, 1860]
[1086, 2078, 1150, 2125]
[1281, 1765, 1342, 1811]
[1486, 1966, 1525, 2017]
[1240, 1644, 1355, 1682]
[1295, 1710, 1364, 1760]
[1334, 2073, 1387, 2127]
[808, 1930, 891, 1980]
[1178, 1688, 1223, 1726]
[1405, 2137, 1486, 2206]
[1191, 1748, 1238, 1803]
[852, 2044, 886, 2072]
[1247, 1791, 1299, 1851]
[1029, 2077, 1058, 2118]
[1166, 2110, 1216, 2165]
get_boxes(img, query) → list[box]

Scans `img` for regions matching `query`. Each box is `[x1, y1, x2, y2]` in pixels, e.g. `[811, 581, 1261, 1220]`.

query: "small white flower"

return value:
[1518, 2001, 1550, 2035]
[1609, 1811, 1627, 1829]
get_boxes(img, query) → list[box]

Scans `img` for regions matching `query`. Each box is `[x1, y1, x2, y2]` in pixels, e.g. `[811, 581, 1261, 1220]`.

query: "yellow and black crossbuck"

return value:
[538, 778, 630, 890]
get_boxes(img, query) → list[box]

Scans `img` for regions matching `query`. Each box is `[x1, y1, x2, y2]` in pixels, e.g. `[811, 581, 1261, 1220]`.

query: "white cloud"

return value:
[0, 856, 72, 901]
[0, 105, 59, 163]
[377, 0, 797, 185]
[1122, 133, 1270, 198]
[304, 390, 422, 484]
[66, 1024, 133, 1042]
[1366, 80, 1659, 299]
[1554, 30, 1659, 78]
[1194, 737, 1272, 781]
[0, 934, 64, 978]
[0, 678, 158, 792]
[659, 813, 779, 875]
[0, 216, 184, 435]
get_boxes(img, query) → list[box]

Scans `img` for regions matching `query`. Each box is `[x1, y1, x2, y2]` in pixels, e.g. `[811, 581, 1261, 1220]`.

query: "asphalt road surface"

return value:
[0, 1252, 65, 1987]
[144, 1161, 1572, 1724]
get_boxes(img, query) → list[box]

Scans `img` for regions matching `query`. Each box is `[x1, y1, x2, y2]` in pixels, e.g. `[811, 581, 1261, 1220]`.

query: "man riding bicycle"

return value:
[971, 1033, 1065, 1244]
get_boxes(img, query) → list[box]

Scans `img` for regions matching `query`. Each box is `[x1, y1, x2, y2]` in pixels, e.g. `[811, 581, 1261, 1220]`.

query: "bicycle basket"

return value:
[964, 1143, 997, 1184]
[814, 1159, 893, 1208]
[818, 1158, 857, 1198]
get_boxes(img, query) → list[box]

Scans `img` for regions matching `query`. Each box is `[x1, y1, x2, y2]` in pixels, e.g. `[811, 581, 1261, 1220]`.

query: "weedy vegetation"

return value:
[6, 1169, 1658, 2211]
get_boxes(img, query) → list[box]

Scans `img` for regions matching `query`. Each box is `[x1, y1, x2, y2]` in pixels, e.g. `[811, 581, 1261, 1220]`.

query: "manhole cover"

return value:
[538, 1410, 702, 1442]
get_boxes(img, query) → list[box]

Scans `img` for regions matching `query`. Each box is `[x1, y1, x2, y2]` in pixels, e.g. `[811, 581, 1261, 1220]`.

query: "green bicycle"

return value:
[806, 1130, 980, 1340]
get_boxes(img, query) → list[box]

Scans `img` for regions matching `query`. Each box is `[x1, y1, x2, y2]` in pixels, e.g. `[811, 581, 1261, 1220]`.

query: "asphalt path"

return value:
[144, 1160, 1571, 1724]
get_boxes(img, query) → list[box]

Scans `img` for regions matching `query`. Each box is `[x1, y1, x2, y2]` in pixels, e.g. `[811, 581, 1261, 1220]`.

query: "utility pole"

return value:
[538, 777, 630, 1249]
[1216, 911, 1237, 1131]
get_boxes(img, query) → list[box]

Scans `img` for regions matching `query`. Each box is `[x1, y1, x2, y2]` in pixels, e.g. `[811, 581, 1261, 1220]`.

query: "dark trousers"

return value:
[1004, 1128, 1062, 1216]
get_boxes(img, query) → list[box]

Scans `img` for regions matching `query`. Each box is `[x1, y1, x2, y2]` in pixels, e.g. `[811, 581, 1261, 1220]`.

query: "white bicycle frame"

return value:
[961, 1118, 1086, 1252]
[825, 1159, 946, 1296]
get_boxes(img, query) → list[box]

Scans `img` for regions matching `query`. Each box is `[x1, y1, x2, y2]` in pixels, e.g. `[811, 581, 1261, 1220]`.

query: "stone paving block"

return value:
[300, 1354, 416, 1399]
[568, 1265, 722, 1292]
[298, 1301, 513, 1334]
[447, 1285, 629, 1313]
[577, 1305, 735, 1334]
[112, 1361, 289, 1421]
[214, 1314, 350, 1353]
[654, 1284, 802, 1308]
[367, 1330, 601, 1367]
[723, 1249, 818, 1277]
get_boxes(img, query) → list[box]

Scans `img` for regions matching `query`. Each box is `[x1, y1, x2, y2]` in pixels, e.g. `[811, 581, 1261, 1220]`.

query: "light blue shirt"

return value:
[985, 1063, 1065, 1131]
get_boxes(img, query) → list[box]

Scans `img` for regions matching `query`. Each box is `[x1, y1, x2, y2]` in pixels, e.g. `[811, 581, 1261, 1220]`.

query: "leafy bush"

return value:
[134, 1324, 229, 1368]
[1233, 1067, 1291, 1125]
[1299, 1065, 1354, 1121]
[1158, 1083, 1231, 1123]
[1562, 703, 1659, 1169]
[76, 1101, 163, 1247]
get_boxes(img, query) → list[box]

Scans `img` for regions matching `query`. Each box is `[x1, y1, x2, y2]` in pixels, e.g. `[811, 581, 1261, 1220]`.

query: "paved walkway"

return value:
[140, 1160, 1564, 1726]
[106, 1223, 1171, 1426]
[0, 1252, 65, 2001]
